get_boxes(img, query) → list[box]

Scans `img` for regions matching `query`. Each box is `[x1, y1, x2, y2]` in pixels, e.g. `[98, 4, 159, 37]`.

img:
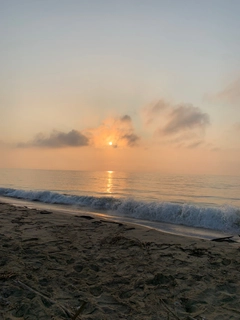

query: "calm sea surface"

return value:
[1, 168, 240, 235]
[0, 168, 240, 206]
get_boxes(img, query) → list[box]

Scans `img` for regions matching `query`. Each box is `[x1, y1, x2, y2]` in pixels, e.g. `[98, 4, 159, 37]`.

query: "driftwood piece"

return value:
[100, 219, 123, 226]
[211, 236, 236, 243]
[39, 210, 52, 214]
[71, 301, 87, 320]
[14, 280, 72, 318]
[160, 299, 181, 320]
[76, 215, 94, 220]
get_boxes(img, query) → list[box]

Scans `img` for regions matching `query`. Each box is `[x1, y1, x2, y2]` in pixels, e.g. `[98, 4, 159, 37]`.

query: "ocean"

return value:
[1, 168, 240, 239]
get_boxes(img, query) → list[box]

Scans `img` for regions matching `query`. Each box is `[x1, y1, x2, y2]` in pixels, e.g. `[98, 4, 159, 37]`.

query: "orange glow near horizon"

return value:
[2, 144, 240, 175]
[84, 116, 136, 149]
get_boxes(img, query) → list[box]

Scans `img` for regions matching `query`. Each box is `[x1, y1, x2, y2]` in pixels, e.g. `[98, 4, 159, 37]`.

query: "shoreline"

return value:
[1, 201, 240, 319]
[0, 196, 235, 242]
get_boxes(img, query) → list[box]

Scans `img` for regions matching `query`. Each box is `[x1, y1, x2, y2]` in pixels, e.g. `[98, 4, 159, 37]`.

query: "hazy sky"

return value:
[1, 0, 240, 174]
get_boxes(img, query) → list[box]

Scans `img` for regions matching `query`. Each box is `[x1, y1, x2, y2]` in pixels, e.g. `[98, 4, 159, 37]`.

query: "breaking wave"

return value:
[1, 187, 240, 233]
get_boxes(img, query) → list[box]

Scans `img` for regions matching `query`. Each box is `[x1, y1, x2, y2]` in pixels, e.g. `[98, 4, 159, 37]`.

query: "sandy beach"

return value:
[0, 201, 240, 320]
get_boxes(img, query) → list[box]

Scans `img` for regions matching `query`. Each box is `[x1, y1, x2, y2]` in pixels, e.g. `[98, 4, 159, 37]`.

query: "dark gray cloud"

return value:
[143, 100, 210, 149]
[144, 100, 168, 125]
[120, 115, 132, 122]
[19, 130, 89, 148]
[187, 140, 204, 149]
[119, 115, 140, 146]
[162, 105, 210, 135]
[122, 133, 140, 147]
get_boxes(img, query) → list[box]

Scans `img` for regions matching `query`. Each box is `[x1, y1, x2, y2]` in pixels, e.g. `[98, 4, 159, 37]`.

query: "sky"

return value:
[1, 0, 240, 174]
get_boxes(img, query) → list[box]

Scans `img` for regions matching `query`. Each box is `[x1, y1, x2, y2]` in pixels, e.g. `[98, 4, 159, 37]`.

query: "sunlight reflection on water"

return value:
[0, 168, 240, 207]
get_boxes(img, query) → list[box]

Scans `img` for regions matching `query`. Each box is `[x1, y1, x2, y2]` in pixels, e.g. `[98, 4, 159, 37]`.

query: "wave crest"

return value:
[0, 187, 239, 233]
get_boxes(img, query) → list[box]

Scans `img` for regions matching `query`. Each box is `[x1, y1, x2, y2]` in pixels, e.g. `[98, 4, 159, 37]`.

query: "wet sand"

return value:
[1, 201, 240, 320]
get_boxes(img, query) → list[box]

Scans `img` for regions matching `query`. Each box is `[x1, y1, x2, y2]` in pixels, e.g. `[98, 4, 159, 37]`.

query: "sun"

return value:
[109, 141, 113, 146]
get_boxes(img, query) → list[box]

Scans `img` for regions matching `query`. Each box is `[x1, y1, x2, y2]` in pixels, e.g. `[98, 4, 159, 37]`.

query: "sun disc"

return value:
[109, 141, 113, 146]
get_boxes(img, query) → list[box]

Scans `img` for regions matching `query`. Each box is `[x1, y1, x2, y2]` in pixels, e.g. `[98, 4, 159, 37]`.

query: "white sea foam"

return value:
[0, 187, 240, 233]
